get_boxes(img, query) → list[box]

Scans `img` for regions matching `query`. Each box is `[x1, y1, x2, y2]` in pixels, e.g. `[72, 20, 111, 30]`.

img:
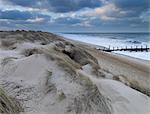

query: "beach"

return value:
[60, 33, 150, 61]
[0, 31, 150, 114]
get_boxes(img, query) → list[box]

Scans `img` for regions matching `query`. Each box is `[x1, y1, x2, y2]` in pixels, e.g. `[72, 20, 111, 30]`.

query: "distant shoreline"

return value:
[58, 32, 150, 61]
[59, 32, 150, 34]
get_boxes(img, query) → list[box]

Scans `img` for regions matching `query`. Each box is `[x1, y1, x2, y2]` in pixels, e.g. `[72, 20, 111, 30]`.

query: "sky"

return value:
[0, 0, 149, 32]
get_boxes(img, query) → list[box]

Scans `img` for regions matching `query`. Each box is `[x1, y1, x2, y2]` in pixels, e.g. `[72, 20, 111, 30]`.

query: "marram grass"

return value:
[0, 87, 23, 114]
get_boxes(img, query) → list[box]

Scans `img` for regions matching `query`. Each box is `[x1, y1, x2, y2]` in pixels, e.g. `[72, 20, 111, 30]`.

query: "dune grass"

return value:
[67, 72, 111, 114]
[45, 42, 102, 78]
[45, 46, 81, 76]
[113, 75, 150, 96]
[21, 48, 43, 57]
[0, 87, 23, 114]
[130, 82, 150, 97]
[58, 91, 66, 101]
[1, 57, 16, 66]
[45, 71, 56, 94]
[1, 39, 16, 48]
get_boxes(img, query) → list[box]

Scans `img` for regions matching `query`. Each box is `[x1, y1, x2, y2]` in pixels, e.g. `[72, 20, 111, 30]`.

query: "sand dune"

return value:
[0, 31, 149, 114]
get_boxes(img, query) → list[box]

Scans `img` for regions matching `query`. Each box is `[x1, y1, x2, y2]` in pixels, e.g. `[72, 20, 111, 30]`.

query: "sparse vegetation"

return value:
[66, 70, 112, 114]
[45, 46, 81, 76]
[62, 45, 98, 66]
[88, 60, 105, 77]
[45, 71, 56, 93]
[58, 91, 66, 101]
[67, 81, 111, 114]
[1, 39, 16, 49]
[1, 57, 16, 66]
[77, 71, 93, 87]
[113, 75, 130, 86]
[130, 81, 150, 97]
[45, 41, 102, 78]
[113, 75, 150, 96]
[22, 48, 43, 57]
[0, 87, 23, 114]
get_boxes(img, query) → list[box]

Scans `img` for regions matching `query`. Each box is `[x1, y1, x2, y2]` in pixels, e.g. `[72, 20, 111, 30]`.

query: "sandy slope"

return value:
[0, 31, 150, 114]
[70, 38, 150, 96]
[78, 67, 150, 114]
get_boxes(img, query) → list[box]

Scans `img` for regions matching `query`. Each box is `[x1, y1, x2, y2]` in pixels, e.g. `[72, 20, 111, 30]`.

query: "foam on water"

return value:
[59, 33, 150, 61]
[114, 51, 150, 60]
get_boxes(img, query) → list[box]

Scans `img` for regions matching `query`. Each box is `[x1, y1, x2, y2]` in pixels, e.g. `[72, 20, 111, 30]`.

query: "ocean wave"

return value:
[126, 40, 141, 44]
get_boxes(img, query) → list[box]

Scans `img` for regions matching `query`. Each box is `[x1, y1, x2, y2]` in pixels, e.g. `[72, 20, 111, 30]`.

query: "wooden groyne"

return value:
[97, 45, 149, 52]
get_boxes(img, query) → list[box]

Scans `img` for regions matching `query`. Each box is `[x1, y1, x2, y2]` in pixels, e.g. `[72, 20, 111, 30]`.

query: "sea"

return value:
[58, 33, 150, 61]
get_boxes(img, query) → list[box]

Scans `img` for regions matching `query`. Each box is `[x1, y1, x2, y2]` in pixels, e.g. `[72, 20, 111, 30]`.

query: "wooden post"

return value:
[109, 45, 110, 50]
[136, 46, 137, 52]
[130, 46, 132, 52]
[146, 45, 148, 52]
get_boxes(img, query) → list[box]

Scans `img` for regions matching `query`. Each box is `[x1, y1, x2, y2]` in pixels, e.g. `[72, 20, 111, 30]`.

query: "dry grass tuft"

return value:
[45, 71, 56, 94]
[1, 57, 16, 66]
[1, 39, 17, 49]
[67, 77, 112, 114]
[58, 91, 66, 101]
[113, 75, 150, 96]
[45, 46, 81, 76]
[130, 81, 150, 97]
[22, 48, 43, 57]
[77, 71, 93, 88]
[0, 87, 23, 114]
[113, 75, 130, 86]
[45, 41, 102, 78]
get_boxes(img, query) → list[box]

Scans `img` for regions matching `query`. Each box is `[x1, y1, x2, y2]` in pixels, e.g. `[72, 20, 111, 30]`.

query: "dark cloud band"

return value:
[7, 0, 102, 12]
[0, 10, 32, 20]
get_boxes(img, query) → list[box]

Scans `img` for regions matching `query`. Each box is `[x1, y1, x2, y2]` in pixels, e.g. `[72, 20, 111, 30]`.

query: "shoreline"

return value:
[59, 33, 150, 61]
[60, 34, 150, 62]
[60, 34, 150, 95]
[60, 33, 150, 73]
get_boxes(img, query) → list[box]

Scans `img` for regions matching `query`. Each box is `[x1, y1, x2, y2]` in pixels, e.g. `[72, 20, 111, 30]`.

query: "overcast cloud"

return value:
[0, 0, 149, 32]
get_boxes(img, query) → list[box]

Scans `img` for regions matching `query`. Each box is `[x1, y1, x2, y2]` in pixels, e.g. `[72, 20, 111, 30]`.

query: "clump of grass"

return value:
[113, 75, 150, 96]
[44, 46, 81, 77]
[45, 71, 56, 93]
[77, 71, 93, 88]
[130, 82, 150, 97]
[22, 48, 43, 57]
[53, 42, 98, 66]
[1, 39, 16, 48]
[113, 75, 130, 86]
[88, 60, 105, 77]
[45, 42, 102, 78]
[61, 44, 102, 77]
[1, 57, 16, 66]
[66, 69, 112, 114]
[0, 87, 23, 114]
[58, 91, 66, 101]
[67, 81, 112, 114]
[57, 57, 80, 76]
[45, 71, 52, 84]
[113, 75, 120, 81]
